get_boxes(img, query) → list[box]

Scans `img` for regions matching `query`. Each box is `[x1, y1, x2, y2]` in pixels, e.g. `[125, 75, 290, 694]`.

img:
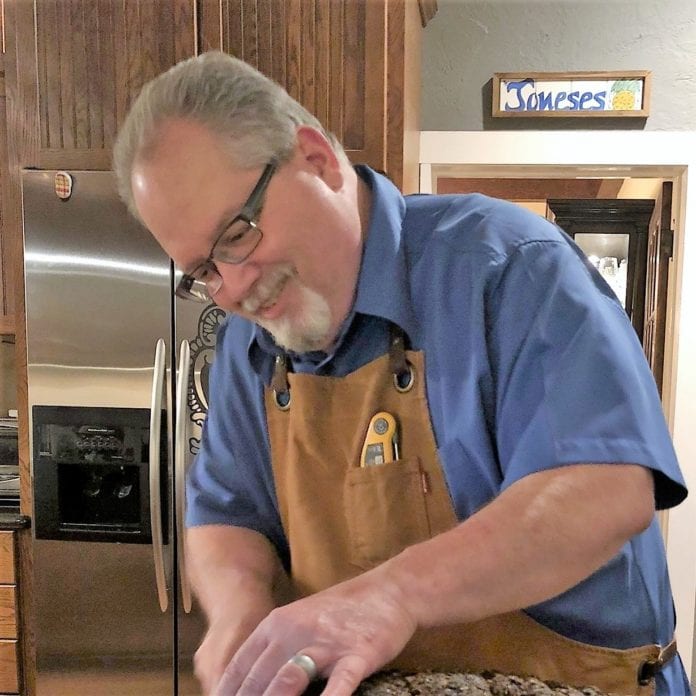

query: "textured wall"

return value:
[421, 0, 696, 130]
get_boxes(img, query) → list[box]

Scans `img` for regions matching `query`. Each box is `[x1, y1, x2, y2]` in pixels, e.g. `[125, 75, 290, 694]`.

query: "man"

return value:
[113, 52, 690, 696]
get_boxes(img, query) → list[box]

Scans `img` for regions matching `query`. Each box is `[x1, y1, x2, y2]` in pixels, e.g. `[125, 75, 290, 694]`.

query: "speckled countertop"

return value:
[0, 507, 30, 530]
[352, 671, 613, 695]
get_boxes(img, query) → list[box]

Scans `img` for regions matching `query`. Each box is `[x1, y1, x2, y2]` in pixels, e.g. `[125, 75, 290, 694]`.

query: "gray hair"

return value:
[113, 51, 345, 218]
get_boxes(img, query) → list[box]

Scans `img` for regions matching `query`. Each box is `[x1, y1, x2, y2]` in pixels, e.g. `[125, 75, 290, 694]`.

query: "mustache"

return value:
[241, 264, 296, 313]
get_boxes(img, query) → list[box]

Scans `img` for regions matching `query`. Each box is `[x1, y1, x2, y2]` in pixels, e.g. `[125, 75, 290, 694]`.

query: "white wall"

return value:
[420, 130, 696, 676]
[421, 0, 696, 131]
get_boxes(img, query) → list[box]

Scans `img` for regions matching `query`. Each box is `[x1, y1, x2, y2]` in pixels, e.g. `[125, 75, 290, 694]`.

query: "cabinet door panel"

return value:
[31, 0, 196, 163]
[208, 0, 386, 171]
[0, 587, 17, 640]
[0, 534, 14, 585]
[0, 640, 18, 693]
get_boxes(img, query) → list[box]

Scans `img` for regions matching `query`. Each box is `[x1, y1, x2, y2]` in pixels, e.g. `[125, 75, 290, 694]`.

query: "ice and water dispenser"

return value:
[32, 406, 167, 543]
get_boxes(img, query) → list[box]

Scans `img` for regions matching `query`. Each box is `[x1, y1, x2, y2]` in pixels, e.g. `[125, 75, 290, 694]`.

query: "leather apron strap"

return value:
[263, 330, 673, 696]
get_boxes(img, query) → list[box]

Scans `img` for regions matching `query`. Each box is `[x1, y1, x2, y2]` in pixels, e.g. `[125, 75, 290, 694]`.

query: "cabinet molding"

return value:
[417, 0, 438, 27]
[0, 90, 15, 328]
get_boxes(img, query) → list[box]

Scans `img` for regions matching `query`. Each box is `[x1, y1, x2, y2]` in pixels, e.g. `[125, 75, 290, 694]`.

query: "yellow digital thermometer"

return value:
[360, 412, 399, 467]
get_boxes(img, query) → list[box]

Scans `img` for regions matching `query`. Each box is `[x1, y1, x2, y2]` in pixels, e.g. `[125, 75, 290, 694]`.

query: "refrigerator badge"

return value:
[54, 171, 73, 200]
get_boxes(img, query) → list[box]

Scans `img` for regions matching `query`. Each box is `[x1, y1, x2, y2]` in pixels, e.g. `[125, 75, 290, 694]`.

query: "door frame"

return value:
[419, 130, 696, 677]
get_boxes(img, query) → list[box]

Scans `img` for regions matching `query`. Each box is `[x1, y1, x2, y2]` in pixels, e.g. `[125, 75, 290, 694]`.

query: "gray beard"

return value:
[257, 281, 333, 353]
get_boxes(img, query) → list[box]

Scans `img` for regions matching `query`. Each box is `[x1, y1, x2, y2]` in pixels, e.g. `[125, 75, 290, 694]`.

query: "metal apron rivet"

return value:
[393, 364, 416, 393]
[274, 390, 292, 411]
[637, 660, 657, 686]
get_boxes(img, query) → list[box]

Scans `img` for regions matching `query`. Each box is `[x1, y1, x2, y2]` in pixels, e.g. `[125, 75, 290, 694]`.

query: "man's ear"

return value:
[294, 125, 344, 190]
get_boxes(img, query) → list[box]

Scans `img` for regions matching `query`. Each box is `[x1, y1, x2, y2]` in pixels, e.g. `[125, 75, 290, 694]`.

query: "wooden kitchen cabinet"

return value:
[0, 641, 19, 695]
[0, 533, 14, 585]
[0, 532, 19, 695]
[0, 587, 18, 638]
[7, 0, 197, 170]
[8, 0, 431, 177]
[199, 0, 429, 192]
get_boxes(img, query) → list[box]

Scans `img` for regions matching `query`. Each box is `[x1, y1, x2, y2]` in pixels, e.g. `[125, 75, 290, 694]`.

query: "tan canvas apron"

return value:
[263, 329, 675, 695]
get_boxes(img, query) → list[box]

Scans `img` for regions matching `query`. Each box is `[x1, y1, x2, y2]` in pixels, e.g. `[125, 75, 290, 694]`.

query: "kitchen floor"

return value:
[36, 670, 201, 695]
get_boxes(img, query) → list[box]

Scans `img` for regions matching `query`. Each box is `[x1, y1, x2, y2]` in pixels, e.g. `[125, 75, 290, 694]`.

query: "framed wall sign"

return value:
[492, 71, 651, 118]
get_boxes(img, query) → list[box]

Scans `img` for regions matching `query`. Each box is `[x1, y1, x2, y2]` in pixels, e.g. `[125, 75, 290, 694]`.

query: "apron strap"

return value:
[637, 638, 678, 685]
[270, 325, 416, 409]
[389, 324, 416, 393]
[271, 354, 291, 410]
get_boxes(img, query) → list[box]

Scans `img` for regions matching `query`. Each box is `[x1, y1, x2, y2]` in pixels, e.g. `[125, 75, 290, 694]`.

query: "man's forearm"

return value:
[186, 525, 289, 694]
[186, 524, 288, 625]
[380, 463, 655, 630]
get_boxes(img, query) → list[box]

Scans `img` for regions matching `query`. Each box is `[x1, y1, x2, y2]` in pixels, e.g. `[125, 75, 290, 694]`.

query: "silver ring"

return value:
[287, 653, 318, 681]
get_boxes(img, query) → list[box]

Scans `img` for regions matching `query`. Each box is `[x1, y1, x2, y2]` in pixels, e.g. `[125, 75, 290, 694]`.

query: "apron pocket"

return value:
[344, 458, 431, 570]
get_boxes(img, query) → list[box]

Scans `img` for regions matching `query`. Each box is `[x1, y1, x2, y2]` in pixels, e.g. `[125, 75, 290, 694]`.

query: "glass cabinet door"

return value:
[574, 232, 630, 308]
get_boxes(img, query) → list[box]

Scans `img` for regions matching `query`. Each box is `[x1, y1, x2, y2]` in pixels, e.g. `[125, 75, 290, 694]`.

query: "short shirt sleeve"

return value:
[487, 238, 686, 509]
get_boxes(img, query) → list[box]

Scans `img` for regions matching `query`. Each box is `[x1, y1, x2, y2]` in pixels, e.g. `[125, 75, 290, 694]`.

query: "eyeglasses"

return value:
[175, 162, 277, 303]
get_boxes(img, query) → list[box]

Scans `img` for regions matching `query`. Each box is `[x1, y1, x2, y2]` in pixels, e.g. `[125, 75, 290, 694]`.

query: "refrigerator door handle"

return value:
[175, 339, 193, 613]
[150, 338, 169, 613]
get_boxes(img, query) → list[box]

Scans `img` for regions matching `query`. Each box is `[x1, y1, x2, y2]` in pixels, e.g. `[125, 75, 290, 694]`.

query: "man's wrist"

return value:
[375, 544, 431, 631]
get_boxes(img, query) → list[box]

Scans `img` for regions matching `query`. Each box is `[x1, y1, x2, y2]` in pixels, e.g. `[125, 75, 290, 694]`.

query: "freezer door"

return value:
[33, 541, 176, 695]
[23, 170, 176, 695]
[174, 298, 227, 694]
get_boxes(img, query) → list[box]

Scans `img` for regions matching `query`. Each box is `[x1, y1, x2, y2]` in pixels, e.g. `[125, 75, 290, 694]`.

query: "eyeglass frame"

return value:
[175, 161, 277, 302]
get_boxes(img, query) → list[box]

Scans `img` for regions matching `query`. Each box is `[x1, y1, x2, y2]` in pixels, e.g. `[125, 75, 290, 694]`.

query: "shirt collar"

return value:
[247, 165, 417, 376]
[351, 165, 416, 340]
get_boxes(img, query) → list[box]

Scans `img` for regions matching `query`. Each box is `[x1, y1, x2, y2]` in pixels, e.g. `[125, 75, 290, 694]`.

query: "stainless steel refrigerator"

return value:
[22, 170, 225, 695]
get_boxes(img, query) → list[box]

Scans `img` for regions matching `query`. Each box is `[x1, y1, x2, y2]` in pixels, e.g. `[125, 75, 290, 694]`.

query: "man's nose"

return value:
[212, 261, 262, 306]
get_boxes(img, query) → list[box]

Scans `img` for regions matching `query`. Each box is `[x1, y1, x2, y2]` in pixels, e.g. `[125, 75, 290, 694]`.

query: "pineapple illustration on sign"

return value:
[610, 80, 641, 111]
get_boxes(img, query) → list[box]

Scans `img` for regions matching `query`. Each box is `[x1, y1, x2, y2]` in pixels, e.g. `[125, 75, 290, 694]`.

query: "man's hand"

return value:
[195, 624, 232, 696]
[195, 604, 274, 695]
[213, 567, 416, 696]
[186, 525, 289, 695]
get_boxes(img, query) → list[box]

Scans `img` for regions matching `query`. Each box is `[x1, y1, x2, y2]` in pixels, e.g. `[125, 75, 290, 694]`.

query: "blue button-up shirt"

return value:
[187, 166, 689, 693]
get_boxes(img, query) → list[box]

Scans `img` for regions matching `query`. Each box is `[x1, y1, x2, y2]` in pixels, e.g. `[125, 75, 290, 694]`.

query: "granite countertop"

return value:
[0, 508, 31, 530]
[309, 671, 613, 696]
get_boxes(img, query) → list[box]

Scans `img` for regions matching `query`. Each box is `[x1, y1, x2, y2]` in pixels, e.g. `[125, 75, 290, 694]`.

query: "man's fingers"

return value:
[216, 646, 322, 696]
[236, 643, 302, 696]
[194, 641, 231, 696]
[321, 654, 372, 696]
[212, 633, 271, 695]
[262, 651, 320, 696]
